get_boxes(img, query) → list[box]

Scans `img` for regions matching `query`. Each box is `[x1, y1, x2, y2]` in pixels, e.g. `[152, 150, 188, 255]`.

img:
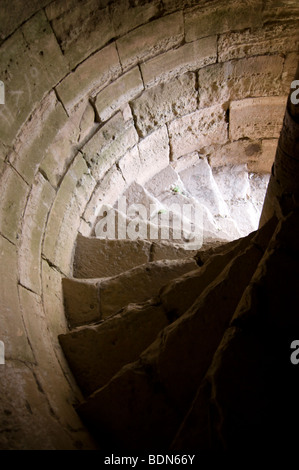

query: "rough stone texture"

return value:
[141, 36, 217, 88]
[59, 300, 168, 396]
[282, 52, 299, 93]
[0, 164, 29, 243]
[168, 106, 228, 160]
[95, 67, 144, 123]
[170, 152, 200, 173]
[9, 92, 67, 185]
[0, 11, 68, 146]
[99, 258, 197, 318]
[198, 55, 284, 108]
[185, 0, 263, 42]
[118, 146, 141, 186]
[131, 72, 197, 137]
[0, 0, 52, 40]
[229, 97, 287, 140]
[43, 155, 94, 275]
[145, 165, 181, 198]
[117, 12, 184, 71]
[82, 112, 138, 181]
[83, 165, 126, 226]
[56, 43, 121, 113]
[63, 278, 100, 328]
[111, 0, 161, 37]
[46, 1, 114, 69]
[40, 100, 97, 188]
[218, 21, 299, 63]
[73, 235, 152, 278]
[19, 174, 56, 295]
[0, 235, 34, 363]
[137, 125, 170, 184]
[77, 225, 273, 450]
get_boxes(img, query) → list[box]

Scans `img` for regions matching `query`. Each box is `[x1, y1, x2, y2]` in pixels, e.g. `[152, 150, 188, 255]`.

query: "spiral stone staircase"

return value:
[56, 157, 297, 451]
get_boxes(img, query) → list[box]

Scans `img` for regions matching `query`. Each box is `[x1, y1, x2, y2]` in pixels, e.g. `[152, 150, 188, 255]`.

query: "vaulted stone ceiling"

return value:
[0, 0, 298, 450]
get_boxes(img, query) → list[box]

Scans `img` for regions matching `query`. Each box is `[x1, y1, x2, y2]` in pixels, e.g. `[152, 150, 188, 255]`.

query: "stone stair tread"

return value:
[76, 218, 277, 450]
[59, 298, 169, 397]
[64, 257, 198, 328]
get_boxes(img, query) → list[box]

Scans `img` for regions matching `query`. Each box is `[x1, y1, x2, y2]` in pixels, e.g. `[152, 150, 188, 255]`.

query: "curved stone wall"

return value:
[0, 0, 298, 449]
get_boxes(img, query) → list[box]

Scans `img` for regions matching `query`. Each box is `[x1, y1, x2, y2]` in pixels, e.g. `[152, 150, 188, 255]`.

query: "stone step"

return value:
[73, 234, 199, 279]
[75, 217, 277, 450]
[63, 257, 197, 327]
[59, 299, 169, 397]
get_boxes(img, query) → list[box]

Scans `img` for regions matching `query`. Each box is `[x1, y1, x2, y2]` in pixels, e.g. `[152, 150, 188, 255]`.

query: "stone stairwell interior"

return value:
[57, 158, 299, 451]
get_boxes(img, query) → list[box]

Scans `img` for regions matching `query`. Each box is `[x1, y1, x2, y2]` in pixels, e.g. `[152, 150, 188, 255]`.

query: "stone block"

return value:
[137, 126, 170, 184]
[73, 235, 151, 278]
[185, 0, 263, 42]
[59, 300, 168, 396]
[168, 106, 228, 160]
[208, 140, 263, 170]
[229, 97, 286, 141]
[17, 286, 91, 439]
[40, 100, 96, 188]
[19, 173, 55, 295]
[82, 112, 138, 181]
[42, 155, 91, 274]
[145, 165, 180, 198]
[56, 43, 121, 113]
[0, 360, 85, 450]
[111, 0, 161, 37]
[118, 146, 141, 186]
[0, 235, 34, 362]
[0, 10, 68, 146]
[248, 139, 277, 174]
[95, 67, 144, 123]
[83, 165, 126, 225]
[9, 91, 68, 185]
[46, 1, 115, 68]
[218, 22, 299, 62]
[117, 12, 184, 71]
[170, 152, 200, 173]
[141, 36, 217, 88]
[0, 164, 29, 243]
[282, 52, 299, 94]
[63, 278, 100, 328]
[131, 72, 197, 137]
[198, 55, 284, 108]
[0, 0, 52, 40]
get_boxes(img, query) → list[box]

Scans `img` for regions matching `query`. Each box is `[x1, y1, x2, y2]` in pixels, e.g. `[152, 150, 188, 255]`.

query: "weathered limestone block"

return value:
[168, 106, 228, 160]
[131, 72, 197, 137]
[18, 286, 93, 441]
[42, 155, 92, 274]
[118, 146, 141, 186]
[0, 164, 29, 243]
[218, 22, 299, 62]
[82, 112, 138, 181]
[73, 235, 151, 278]
[42, 260, 67, 340]
[111, 0, 161, 37]
[0, 360, 84, 450]
[0, 0, 52, 40]
[63, 278, 100, 328]
[141, 36, 217, 88]
[145, 165, 181, 199]
[59, 300, 169, 396]
[40, 100, 97, 188]
[0, 235, 34, 362]
[95, 67, 144, 123]
[46, 1, 114, 68]
[185, 0, 263, 42]
[229, 97, 286, 140]
[77, 229, 271, 449]
[251, 139, 277, 174]
[56, 43, 121, 113]
[117, 12, 184, 71]
[198, 55, 284, 108]
[9, 91, 67, 185]
[170, 152, 200, 173]
[99, 258, 198, 318]
[19, 174, 56, 295]
[0, 10, 68, 146]
[137, 126, 170, 184]
[282, 52, 299, 94]
[83, 165, 126, 226]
